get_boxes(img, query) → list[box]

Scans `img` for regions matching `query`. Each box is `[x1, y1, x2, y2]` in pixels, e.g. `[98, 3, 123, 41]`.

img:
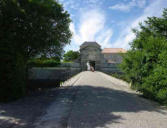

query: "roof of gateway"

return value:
[80, 41, 101, 49]
[102, 48, 127, 53]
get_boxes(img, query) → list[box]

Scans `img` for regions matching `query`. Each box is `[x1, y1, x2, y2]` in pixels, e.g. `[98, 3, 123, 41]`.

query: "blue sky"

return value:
[58, 0, 167, 51]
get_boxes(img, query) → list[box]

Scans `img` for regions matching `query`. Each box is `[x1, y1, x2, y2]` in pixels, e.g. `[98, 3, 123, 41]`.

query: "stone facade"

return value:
[80, 42, 102, 70]
[80, 41, 126, 72]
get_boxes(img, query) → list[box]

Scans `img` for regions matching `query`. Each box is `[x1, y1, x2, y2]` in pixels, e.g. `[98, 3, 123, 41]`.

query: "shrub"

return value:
[63, 50, 80, 62]
[110, 72, 130, 83]
[28, 59, 60, 67]
[0, 52, 26, 102]
[142, 60, 167, 104]
[120, 9, 167, 104]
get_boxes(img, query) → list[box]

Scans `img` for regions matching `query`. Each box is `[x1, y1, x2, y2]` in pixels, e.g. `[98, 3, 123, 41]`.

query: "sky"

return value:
[58, 0, 167, 51]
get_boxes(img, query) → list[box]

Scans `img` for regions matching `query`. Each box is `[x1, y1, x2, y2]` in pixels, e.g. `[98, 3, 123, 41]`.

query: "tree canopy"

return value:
[63, 50, 80, 62]
[0, 0, 72, 59]
[120, 8, 167, 104]
[0, 0, 72, 101]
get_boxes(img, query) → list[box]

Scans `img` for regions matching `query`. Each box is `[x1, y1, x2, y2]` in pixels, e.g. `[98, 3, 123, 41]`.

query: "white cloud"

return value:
[112, 0, 167, 49]
[59, 0, 104, 10]
[109, 0, 146, 12]
[97, 29, 113, 48]
[79, 10, 105, 42]
[68, 9, 113, 50]
[59, 0, 80, 10]
[84, 0, 104, 7]
[110, 2, 134, 11]
[85, 0, 99, 4]
[137, 0, 146, 8]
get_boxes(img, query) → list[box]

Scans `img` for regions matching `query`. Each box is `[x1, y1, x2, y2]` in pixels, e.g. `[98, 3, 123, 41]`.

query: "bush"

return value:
[28, 58, 60, 67]
[120, 9, 167, 104]
[110, 72, 130, 83]
[0, 52, 26, 102]
[142, 64, 167, 104]
[63, 50, 80, 62]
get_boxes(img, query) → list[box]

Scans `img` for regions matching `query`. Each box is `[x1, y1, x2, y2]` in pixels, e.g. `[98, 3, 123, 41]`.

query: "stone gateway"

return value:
[79, 41, 126, 72]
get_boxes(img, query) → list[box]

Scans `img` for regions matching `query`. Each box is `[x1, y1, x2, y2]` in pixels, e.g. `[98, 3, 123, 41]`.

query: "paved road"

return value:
[35, 71, 167, 128]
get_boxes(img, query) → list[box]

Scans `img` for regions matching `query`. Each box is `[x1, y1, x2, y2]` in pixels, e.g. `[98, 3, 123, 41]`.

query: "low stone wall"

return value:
[28, 62, 122, 88]
[28, 63, 81, 87]
[100, 63, 122, 74]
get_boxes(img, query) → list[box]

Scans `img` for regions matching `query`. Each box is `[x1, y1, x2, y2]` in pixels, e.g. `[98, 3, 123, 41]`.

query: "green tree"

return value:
[0, 0, 72, 60]
[0, 0, 72, 101]
[120, 8, 167, 104]
[63, 50, 80, 62]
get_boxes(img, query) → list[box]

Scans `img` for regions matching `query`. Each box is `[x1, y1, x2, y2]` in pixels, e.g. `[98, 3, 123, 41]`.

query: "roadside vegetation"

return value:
[0, 0, 71, 102]
[28, 58, 61, 68]
[110, 73, 130, 83]
[28, 50, 80, 67]
[63, 50, 80, 62]
[120, 9, 167, 105]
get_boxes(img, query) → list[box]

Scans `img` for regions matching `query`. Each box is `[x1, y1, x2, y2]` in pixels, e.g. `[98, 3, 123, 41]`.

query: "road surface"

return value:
[35, 71, 167, 128]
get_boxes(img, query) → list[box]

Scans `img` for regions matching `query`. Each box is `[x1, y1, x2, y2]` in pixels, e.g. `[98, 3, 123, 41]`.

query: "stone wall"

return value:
[28, 61, 122, 88]
[80, 42, 102, 71]
[100, 63, 122, 74]
[103, 53, 123, 63]
[28, 63, 81, 87]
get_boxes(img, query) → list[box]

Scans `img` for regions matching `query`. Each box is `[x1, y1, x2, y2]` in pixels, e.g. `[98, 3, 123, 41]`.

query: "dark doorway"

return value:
[89, 61, 95, 70]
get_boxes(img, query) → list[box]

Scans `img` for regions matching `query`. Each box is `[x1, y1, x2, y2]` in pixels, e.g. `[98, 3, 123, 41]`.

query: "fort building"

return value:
[80, 41, 126, 72]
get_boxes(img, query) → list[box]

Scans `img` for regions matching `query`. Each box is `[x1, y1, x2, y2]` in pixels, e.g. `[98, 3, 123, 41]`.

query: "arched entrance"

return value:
[89, 60, 96, 70]
[80, 41, 102, 71]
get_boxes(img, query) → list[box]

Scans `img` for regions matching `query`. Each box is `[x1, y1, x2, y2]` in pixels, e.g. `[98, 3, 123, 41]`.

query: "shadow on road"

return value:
[0, 88, 66, 128]
[0, 85, 166, 128]
[67, 85, 165, 128]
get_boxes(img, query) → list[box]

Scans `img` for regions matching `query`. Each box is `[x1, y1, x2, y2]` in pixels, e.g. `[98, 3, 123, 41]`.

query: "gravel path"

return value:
[1, 71, 167, 128]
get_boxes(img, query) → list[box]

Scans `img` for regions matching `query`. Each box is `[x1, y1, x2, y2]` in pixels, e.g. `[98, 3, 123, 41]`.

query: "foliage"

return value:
[63, 50, 80, 62]
[120, 8, 167, 104]
[0, 51, 26, 102]
[0, 0, 72, 58]
[28, 58, 60, 67]
[110, 72, 130, 83]
[0, 0, 71, 101]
